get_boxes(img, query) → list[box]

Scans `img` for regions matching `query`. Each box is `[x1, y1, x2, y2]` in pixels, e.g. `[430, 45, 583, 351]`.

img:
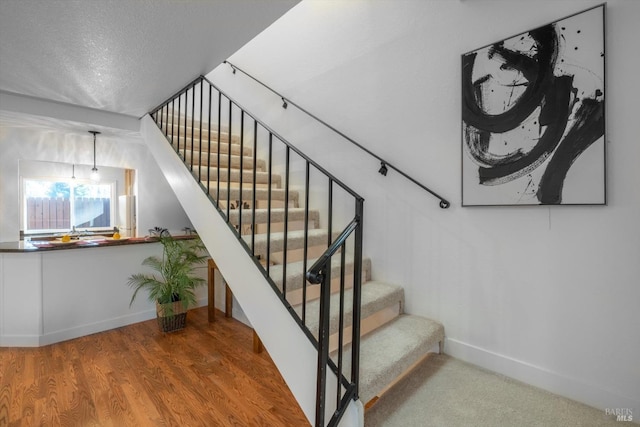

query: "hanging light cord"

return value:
[89, 130, 100, 171]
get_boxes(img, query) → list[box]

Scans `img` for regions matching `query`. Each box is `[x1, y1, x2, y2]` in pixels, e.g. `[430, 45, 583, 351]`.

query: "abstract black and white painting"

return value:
[462, 5, 605, 206]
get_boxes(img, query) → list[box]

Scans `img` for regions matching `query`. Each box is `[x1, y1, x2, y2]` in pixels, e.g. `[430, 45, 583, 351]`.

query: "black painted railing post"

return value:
[177, 95, 182, 156]
[337, 242, 346, 409]
[266, 133, 273, 276]
[171, 98, 175, 150]
[190, 83, 196, 172]
[216, 92, 222, 208]
[251, 121, 258, 255]
[302, 161, 310, 325]
[239, 111, 245, 236]
[183, 92, 188, 162]
[315, 265, 330, 427]
[207, 84, 212, 194]
[282, 146, 290, 298]
[199, 79, 203, 177]
[351, 199, 364, 398]
[226, 99, 232, 222]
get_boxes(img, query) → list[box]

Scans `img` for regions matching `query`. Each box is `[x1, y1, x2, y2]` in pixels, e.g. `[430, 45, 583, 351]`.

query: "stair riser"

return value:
[192, 167, 281, 187]
[300, 282, 404, 340]
[208, 187, 299, 207]
[269, 257, 371, 294]
[160, 124, 241, 143]
[170, 139, 251, 156]
[328, 306, 400, 355]
[181, 151, 264, 170]
[284, 273, 356, 307]
[214, 200, 297, 212]
[263, 245, 327, 266]
[237, 220, 317, 236]
[229, 209, 317, 226]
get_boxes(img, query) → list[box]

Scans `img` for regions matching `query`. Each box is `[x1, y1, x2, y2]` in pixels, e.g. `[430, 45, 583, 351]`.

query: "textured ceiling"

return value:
[0, 0, 299, 118]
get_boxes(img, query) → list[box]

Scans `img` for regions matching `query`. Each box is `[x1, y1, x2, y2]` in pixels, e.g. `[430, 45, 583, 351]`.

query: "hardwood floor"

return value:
[0, 307, 310, 426]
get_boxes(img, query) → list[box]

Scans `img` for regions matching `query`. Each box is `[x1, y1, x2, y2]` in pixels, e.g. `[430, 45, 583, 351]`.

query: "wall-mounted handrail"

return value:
[224, 60, 451, 209]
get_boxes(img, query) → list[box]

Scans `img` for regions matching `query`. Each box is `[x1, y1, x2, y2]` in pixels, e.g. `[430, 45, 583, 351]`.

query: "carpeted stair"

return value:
[160, 117, 445, 409]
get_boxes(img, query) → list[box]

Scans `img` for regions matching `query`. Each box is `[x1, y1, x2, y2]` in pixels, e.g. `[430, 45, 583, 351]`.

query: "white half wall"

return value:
[205, 0, 640, 416]
[0, 243, 209, 347]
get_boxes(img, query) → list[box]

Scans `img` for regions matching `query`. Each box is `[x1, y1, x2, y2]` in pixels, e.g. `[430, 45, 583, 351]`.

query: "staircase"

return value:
[147, 76, 445, 426]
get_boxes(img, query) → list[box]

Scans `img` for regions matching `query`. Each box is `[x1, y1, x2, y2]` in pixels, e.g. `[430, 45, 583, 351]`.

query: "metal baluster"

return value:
[226, 99, 232, 222]
[199, 80, 203, 182]
[337, 242, 347, 409]
[216, 92, 222, 208]
[190, 83, 195, 172]
[177, 95, 181, 155]
[164, 103, 169, 136]
[328, 179, 333, 247]
[251, 121, 258, 255]
[282, 146, 290, 299]
[302, 161, 310, 324]
[239, 111, 244, 238]
[183, 92, 188, 162]
[266, 133, 273, 276]
[351, 199, 364, 398]
[171, 98, 175, 150]
[207, 84, 212, 194]
[315, 265, 330, 427]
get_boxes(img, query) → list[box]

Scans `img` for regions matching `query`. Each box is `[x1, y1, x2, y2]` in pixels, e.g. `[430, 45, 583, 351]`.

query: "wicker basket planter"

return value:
[156, 301, 188, 333]
[128, 234, 207, 334]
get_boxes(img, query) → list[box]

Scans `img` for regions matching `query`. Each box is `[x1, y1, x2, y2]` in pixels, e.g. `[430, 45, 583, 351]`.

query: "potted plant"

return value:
[128, 233, 208, 332]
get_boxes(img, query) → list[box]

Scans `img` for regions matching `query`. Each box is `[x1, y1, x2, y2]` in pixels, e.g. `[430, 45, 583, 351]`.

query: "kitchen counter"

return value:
[0, 234, 206, 347]
[0, 234, 196, 253]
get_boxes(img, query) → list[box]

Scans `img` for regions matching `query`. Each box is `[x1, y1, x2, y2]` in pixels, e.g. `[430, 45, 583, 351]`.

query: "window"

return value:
[23, 178, 115, 234]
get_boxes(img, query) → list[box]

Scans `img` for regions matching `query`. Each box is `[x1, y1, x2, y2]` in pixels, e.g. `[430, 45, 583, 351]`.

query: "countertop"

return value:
[0, 235, 196, 253]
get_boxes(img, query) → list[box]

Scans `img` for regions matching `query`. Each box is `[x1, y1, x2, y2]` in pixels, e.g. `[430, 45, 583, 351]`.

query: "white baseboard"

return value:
[40, 310, 158, 346]
[2, 299, 213, 348]
[444, 338, 640, 416]
[0, 334, 42, 347]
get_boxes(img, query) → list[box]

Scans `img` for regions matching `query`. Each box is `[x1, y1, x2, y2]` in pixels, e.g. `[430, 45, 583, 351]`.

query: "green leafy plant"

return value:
[128, 235, 207, 316]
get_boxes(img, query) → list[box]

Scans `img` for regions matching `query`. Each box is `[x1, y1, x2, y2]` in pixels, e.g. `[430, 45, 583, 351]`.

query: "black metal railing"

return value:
[224, 60, 450, 209]
[150, 75, 364, 427]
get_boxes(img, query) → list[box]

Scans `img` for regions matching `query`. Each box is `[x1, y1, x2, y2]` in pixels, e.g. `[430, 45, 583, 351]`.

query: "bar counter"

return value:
[0, 234, 207, 347]
[0, 236, 157, 252]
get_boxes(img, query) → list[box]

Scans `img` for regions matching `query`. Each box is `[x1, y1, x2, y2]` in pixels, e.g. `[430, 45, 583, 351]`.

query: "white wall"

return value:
[206, 0, 640, 415]
[0, 100, 193, 242]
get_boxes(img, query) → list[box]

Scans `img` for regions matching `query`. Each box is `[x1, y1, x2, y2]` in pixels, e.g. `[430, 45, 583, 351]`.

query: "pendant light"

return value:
[89, 130, 100, 181]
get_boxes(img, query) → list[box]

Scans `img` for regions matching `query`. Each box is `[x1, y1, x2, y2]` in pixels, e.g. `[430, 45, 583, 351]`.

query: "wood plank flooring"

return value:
[0, 307, 310, 426]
